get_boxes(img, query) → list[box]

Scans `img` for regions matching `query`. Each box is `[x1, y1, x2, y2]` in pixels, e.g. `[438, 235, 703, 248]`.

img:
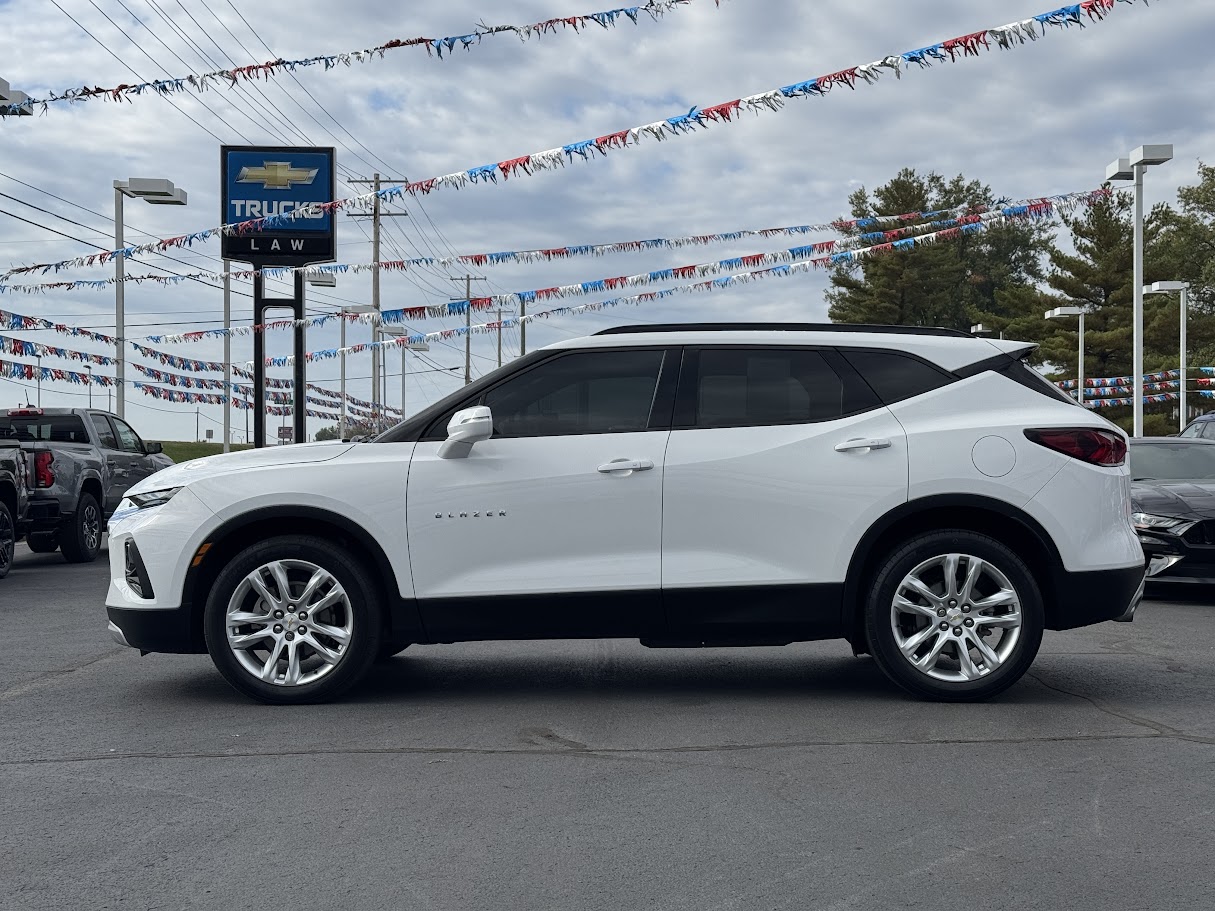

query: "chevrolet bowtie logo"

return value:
[236, 161, 318, 190]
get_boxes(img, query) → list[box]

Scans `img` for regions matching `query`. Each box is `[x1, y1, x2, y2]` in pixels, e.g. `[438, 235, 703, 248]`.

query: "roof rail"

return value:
[593, 323, 972, 338]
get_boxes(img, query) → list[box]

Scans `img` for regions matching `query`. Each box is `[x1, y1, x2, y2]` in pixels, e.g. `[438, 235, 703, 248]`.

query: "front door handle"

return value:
[834, 437, 892, 453]
[597, 458, 655, 474]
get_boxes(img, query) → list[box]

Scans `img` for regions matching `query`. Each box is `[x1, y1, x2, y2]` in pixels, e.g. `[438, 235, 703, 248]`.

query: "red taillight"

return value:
[1025, 428, 1127, 467]
[34, 451, 54, 488]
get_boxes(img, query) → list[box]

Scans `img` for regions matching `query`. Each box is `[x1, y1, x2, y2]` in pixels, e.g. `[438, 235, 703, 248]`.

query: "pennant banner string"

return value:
[262, 205, 1067, 367]
[0, 186, 1108, 282]
[8, 1, 720, 114]
[0, 0, 1153, 279]
[147, 192, 1106, 345]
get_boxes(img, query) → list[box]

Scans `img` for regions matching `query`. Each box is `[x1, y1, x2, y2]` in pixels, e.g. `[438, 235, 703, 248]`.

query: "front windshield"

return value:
[1130, 443, 1215, 481]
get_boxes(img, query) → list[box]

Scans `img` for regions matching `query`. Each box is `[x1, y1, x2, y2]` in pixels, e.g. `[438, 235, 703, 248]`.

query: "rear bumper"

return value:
[26, 497, 63, 532]
[1049, 563, 1146, 630]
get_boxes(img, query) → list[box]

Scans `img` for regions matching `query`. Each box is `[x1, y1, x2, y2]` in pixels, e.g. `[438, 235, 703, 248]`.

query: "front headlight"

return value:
[1131, 512, 1193, 533]
[128, 487, 183, 510]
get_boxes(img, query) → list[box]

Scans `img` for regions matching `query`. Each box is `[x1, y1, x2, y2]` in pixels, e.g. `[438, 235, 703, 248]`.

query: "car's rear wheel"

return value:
[865, 530, 1043, 702]
[59, 493, 102, 563]
[203, 535, 382, 704]
[0, 500, 14, 579]
[25, 533, 59, 554]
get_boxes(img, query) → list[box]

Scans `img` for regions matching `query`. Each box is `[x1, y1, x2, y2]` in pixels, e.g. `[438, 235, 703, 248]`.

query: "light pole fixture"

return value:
[1145, 280, 1190, 432]
[336, 302, 376, 440]
[970, 323, 990, 336]
[1046, 306, 1087, 407]
[114, 178, 188, 418]
[0, 77, 32, 116]
[1106, 144, 1173, 436]
[380, 324, 429, 423]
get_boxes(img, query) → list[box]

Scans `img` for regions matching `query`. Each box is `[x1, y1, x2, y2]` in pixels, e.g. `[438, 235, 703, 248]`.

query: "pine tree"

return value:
[826, 169, 1054, 332]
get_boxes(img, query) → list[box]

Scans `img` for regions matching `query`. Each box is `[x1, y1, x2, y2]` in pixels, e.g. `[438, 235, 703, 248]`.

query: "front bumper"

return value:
[107, 605, 203, 653]
[1136, 528, 1215, 584]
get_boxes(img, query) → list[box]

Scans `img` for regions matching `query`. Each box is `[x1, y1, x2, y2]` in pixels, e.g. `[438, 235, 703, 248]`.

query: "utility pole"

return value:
[497, 307, 503, 368]
[35, 355, 41, 407]
[450, 275, 488, 385]
[86, 366, 93, 409]
[195, 407, 200, 443]
[348, 174, 409, 430]
[520, 298, 526, 356]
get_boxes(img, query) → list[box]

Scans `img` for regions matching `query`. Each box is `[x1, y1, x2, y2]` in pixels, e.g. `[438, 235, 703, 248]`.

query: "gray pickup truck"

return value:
[0, 408, 173, 563]
[0, 439, 31, 578]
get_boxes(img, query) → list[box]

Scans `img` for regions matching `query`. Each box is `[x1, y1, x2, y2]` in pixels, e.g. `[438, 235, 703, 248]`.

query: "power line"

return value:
[47, 0, 226, 143]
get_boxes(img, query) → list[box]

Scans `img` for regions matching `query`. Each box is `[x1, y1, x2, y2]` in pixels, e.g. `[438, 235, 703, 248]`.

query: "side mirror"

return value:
[438, 406, 493, 459]
[145, 441, 163, 454]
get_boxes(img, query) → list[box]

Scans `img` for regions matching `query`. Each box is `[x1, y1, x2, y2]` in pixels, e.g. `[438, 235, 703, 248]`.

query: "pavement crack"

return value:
[1026, 671, 1190, 738]
[7, 729, 1211, 767]
[0, 648, 126, 703]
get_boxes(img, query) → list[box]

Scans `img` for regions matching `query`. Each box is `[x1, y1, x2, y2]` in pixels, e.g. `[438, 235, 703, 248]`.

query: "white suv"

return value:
[105, 324, 1145, 704]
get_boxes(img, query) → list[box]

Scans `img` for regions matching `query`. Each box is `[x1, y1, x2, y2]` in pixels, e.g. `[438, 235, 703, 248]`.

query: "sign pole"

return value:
[294, 271, 307, 445]
[253, 271, 267, 449]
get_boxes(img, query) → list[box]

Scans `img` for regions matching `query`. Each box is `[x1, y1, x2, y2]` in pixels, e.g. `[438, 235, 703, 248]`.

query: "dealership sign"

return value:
[221, 145, 336, 266]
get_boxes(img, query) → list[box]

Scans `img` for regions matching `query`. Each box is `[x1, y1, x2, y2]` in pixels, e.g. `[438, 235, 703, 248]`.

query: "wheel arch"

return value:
[180, 505, 419, 654]
[843, 495, 1065, 649]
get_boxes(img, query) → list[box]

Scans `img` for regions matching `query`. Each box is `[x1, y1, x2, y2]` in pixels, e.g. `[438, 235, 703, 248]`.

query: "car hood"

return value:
[1131, 480, 1215, 520]
[127, 441, 356, 495]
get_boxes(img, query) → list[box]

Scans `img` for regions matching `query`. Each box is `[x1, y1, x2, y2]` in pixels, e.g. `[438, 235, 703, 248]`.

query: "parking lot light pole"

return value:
[1145, 281, 1190, 431]
[1106, 145, 1173, 437]
[1046, 307, 1087, 407]
[337, 302, 376, 439]
[380, 325, 429, 420]
[113, 178, 188, 418]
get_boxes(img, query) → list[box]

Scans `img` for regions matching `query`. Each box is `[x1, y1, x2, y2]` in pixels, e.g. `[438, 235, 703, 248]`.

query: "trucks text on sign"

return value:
[220, 146, 336, 266]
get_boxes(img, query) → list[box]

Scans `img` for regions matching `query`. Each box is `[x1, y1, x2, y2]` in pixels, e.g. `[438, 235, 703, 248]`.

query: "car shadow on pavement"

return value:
[151, 647, 1130, 709]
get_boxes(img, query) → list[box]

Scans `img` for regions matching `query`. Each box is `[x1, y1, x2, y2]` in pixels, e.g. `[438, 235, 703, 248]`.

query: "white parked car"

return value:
[106, 324, 1145, 704]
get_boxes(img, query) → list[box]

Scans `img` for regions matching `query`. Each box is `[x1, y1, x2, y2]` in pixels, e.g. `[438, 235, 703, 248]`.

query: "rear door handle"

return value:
[834, 438, 892, 453]
[597, 458, 655, 474]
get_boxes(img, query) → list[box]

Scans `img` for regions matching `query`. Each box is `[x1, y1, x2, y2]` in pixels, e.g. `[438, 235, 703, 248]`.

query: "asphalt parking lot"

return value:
[3, 542, 1214, 911]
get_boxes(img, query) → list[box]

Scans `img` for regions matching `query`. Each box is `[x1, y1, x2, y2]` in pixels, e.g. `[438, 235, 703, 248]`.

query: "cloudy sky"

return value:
[1, 0, 1211, 442]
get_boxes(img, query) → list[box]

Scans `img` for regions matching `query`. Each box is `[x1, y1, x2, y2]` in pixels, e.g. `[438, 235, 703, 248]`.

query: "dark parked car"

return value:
[1129, 437, 1215, 584]
[1179, 413, 1215, 439]
[0, 408, 173, 563]
[0, 438, 32, 578]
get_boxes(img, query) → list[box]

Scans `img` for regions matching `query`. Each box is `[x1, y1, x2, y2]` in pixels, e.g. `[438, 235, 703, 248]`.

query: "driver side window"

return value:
[429, 349, 666, 440]
[111, 417, 145, 454]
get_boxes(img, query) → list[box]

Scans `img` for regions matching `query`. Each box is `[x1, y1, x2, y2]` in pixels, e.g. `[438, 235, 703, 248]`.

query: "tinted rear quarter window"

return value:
[841, 349, 954, 405]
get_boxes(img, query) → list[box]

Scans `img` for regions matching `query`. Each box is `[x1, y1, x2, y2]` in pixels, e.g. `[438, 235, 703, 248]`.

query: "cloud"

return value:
[1, 0, 1209, 440]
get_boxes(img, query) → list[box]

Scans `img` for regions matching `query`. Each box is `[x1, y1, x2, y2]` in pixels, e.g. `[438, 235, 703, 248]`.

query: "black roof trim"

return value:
[594, 323, 971, 338]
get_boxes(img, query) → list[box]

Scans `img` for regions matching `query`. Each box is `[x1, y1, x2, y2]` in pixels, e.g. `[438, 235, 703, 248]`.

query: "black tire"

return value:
[203, 535, 382, 705]
[59, 493, 103, 564]
[25, 533, 59, 554]
[0, 500, 14, 579]
[865, 530, 1044, 702]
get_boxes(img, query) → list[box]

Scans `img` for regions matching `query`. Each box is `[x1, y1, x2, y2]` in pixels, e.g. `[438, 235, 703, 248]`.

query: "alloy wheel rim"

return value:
[890, 553, 1023, 683]
[82, 505, 101, 553]
[225, 559, 354, 687]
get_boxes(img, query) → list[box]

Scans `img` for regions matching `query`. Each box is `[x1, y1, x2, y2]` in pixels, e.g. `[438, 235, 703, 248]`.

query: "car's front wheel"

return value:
[865, 530, 1044, 702]
[203, 535, 382, 704]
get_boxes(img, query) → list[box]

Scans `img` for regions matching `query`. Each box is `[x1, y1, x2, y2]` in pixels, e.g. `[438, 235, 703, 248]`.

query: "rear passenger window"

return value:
[841, 349, 954, 405]
[682, 348, 868, 428]
[90, 415, 119, 449]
